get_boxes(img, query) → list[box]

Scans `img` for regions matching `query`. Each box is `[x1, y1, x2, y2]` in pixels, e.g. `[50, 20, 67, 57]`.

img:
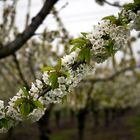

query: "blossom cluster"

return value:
[42, 57, 95, 105]
[61, 48, 80, 66]
[121, 9, 140, 31]
[86, 19, 130, 63]
[6, 83, 45, 122]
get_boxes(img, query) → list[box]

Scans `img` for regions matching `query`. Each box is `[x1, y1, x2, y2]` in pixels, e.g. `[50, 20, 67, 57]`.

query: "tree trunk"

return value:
[6, 128, 15, 140]
[92, 109, 100, 127]
[54, 110, 61, 128]
[37, 104, 53, 140]
[111, 108, 117, 120]
[77, 109, 87, 140]
[104, 108, 110, 127]
[70, 109, 75, 123]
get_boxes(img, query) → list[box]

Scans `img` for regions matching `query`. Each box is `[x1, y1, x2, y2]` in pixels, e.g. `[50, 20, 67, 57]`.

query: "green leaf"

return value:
[84, 47, 91, 64]
[56, 59, 62, 71]
[102, 15, 117, 24]
[81, 32, 88, 38]
[41, 66, 55, 72]
[104, 39, 115, 55]
[32, 100, 44, 109]
[123, 3, 136, 11]
[71, 38, 87, 45]
[49, 72, 58, 89]
[20, 102, 31, 116]
[0, 118, 8, 129]
[62, 71, 70, 78]
[20, 86, 29, 97]
[134, 0, 140, 5]
[14, 98, 24, 107]
[78, 46, 91, 63]
[78, 48, 85, 62]
[70, 44, 83, 52]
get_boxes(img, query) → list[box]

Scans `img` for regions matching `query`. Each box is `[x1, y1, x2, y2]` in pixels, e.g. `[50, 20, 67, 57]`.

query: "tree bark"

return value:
[54, 110, 61, 128]
[38, 104, 53, 140]
[0, 0, 58, 59]
[77, 109, 87, 140]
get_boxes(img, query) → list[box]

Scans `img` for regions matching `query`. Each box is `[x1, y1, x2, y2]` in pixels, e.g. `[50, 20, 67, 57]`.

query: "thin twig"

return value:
[12, 53, 29, 88]
[104, 0, 122, 8]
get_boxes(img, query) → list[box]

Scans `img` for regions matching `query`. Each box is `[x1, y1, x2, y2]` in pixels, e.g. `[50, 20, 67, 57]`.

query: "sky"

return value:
[0, 0, 135, 36]
[14, 0, 132, 36]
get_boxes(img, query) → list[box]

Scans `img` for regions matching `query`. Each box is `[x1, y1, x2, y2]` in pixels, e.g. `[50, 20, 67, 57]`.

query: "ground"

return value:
[0, 108, 139, 140]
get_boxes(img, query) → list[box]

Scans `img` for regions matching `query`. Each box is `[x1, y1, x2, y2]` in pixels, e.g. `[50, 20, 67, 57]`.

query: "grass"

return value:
[51, 128, 77, 140]
[132, 112, 140, 140]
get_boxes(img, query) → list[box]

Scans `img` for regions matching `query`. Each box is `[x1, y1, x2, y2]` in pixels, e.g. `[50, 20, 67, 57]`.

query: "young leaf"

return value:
[32, 100, 44, 109]
[123, 3, 136, 11]
[78, 46, 91, 63]
[56, 59, 62, 72]
[0, 118, 8, 129]
[71, 38, 87, 45]
[102, 15, 117, 24]
[20, 102, 31, 116]
[49, 72, 58, 89]
[81, 32, 88, 38]
[14, 98, 24, 107]
[62, 71, 70, 78]
[134, 0, 140, 6]
[104, 39, 115, 55]
[78, 48, 86, 62]
[70, 44, 83, 52]
[20, 86, 29, 97]
[85, 47, 91, 64]
[41, 66, 55, 72]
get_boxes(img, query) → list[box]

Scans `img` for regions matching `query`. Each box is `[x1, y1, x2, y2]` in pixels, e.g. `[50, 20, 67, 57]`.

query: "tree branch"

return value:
[0, 0, 58, 59]
[104, 0, 122, 8]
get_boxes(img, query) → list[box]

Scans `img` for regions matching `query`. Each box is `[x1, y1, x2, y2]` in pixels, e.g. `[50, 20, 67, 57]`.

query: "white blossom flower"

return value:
[30, 83, 39, 94]
[27, 108, 45, 122]
[6, 106, 22, 121]
[61, 48, 80, 66]
[42, 72, 50, 85]
[0, 100, 4, 110]
[0, 100, 5, 119]
[36, 79, 43, 89]
[58, 76, 66, 84]
[59, 84, 66, 91]
[16, 89, 24, 97]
